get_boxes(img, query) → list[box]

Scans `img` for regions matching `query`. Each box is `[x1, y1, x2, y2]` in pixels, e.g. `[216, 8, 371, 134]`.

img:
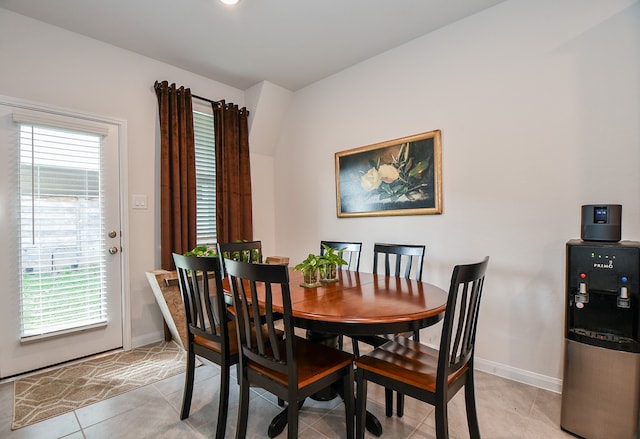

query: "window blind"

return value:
[18, 123, 107, 339]
[193, 110, 216, 245]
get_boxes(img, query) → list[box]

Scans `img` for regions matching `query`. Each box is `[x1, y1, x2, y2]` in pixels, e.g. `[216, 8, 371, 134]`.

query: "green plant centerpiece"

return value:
[294, 253, 322, 288]
[318, 244, 348, 283]
[184, 244, 217, 257]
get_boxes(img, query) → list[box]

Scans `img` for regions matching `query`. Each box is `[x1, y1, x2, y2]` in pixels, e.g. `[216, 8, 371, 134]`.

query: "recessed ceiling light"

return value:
[220, 0, 240, 5]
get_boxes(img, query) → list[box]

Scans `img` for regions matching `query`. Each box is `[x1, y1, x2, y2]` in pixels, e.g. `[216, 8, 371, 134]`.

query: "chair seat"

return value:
[356, 336, 468, 392]
[193, 320, 240, 354]
[248, 336, 354, 388]
[195, 321, 283, 357]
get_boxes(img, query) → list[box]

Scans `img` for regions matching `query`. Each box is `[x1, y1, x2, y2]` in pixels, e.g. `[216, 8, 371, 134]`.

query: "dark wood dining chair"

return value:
[218, 240, 273, 312]
[370, 242, 425, 344]
[217, 240, 263, 264]
[372, 242, 425, 281]
[223, 258, 355, 439]
[320, 240, 362, 272]
[352, 242, 426, 416]
[172, 253, 236, 439]
[355, 256, 490, 439]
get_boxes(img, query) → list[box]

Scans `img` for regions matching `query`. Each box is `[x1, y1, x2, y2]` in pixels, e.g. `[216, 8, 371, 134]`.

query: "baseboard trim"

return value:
[475, 357, 562, 393]
[131, 332, 165, 349]
[137, 330, 566, 394]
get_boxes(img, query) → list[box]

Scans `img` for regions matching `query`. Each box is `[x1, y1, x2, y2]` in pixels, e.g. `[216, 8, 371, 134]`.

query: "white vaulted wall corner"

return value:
[1, 0, 639, 391]
[271, 0, 640, 391]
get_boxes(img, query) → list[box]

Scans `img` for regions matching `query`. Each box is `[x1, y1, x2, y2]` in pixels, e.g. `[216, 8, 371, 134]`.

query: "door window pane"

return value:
[19, 124, 107, 338]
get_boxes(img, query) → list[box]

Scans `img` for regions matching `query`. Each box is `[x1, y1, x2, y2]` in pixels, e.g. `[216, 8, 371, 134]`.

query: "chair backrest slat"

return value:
[438, 257, 489, 382]
[173, 253, 227, 344]
[263, 284, 281, 357]
[373, 243, 425, 281]
[450, 282, 469, 363]
[235, 276, 255, 348]
[320, 240, 362, 271]
[249, 280, 267, 354]
[218, 240, 263, 264]
[224, 258, 293, 376]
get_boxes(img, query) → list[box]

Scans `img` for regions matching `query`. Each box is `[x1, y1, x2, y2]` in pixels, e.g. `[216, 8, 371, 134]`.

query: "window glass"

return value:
[193, 109, 216, 245]
[18, 123, 106, 337]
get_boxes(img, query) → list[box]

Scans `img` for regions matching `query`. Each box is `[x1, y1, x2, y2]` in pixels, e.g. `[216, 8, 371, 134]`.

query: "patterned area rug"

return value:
[12, 341, 188, 430]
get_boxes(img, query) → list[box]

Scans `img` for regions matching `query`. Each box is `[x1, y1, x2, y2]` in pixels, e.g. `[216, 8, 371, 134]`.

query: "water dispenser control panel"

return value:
[566, 240, 640, 352]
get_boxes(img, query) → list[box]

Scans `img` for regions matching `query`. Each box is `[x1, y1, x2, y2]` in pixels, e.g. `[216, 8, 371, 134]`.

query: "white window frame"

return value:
[0, 95, 131, 350]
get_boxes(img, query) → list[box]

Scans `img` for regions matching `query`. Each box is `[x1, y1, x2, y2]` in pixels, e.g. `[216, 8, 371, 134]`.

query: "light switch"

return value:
[132, 194, 148, 209]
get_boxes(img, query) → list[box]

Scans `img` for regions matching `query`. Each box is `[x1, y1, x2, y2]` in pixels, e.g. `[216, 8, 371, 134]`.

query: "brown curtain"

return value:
[154, 81, 196, 270]
[214, 101, 253, 243]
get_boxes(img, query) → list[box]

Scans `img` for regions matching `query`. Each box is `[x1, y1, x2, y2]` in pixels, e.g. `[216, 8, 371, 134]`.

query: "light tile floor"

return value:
[0, 343, 576, 439]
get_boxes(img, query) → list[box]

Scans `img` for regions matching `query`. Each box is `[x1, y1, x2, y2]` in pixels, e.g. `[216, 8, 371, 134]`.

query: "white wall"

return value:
[0, 9, 271, 346]
[245, 80, 293, 256]
[273, 0, 640, 390]
[1, 0, 639, 391]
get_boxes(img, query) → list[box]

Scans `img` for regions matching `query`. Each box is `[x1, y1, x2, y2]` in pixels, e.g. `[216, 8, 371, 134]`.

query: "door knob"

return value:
[109, 246, 119, 255]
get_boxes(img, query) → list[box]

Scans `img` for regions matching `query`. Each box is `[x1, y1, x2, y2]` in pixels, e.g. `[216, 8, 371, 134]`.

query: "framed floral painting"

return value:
[335, 130, 442, 217]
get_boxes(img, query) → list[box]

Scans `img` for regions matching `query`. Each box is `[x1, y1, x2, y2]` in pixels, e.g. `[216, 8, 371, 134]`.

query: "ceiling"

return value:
[0, 0, 506, 91]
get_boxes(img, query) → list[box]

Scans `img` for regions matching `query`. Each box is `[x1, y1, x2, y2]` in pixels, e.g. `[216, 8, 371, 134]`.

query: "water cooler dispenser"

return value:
[561, 205, 640, 439]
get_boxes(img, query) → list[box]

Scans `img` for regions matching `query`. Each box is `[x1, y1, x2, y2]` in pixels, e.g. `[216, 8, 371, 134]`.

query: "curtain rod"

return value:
[193, 93, 249, 116]
[155, 81, 249, 115]
[192, 93, 220, 106]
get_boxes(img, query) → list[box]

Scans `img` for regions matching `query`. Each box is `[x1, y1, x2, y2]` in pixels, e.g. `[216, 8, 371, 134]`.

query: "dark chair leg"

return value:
[287, 397, 300, 439]
[464, 372, 481, 439]
[180, 347, 196, 420]
[384, 388, 393, 417]
[215, 364, 230, 439]
[397, 391, 404, 417]
[355, 368, 367, 439]
[236, 372, 250, 439]
[352, 339, 360, 357]
[343, 370, 355, 439]
[392, 329, 419, 419]
[434, 398, 449, 439]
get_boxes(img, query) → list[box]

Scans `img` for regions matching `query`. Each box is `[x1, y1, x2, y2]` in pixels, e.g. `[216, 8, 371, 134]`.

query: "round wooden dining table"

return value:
[283, 268, 448, 336]
[259, 267, 449, 437]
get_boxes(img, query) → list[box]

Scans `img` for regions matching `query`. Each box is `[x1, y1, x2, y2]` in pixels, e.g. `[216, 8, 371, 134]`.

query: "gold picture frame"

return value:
[335, 130, 442, 218]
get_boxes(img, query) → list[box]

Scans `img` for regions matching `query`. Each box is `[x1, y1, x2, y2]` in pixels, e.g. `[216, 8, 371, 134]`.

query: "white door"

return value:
[0, 100, 124, 378]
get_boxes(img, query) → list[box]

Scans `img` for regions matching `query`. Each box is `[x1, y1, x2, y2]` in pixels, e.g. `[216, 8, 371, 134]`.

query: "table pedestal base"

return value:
[267, 402, 383, 438]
